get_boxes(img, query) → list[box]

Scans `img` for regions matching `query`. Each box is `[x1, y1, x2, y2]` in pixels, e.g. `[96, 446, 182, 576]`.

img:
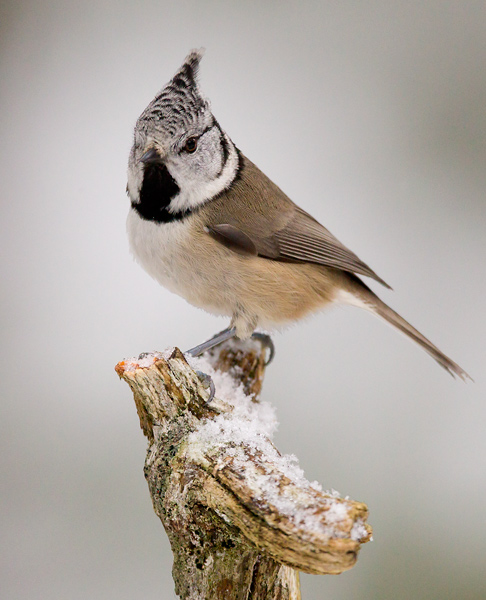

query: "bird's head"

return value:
[128, 50, 238, 219]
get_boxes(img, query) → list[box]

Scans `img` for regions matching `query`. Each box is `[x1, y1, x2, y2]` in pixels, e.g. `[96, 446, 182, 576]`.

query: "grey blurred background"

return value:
[1, 1, 485, 599]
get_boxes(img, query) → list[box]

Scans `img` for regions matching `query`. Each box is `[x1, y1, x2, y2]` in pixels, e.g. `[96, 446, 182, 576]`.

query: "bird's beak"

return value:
[140, 147, 162, 164]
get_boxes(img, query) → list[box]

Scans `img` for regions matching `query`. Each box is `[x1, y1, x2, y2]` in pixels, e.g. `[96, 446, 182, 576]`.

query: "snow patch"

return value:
[184, 353, 368, 541]
[121, 349, 175, 371]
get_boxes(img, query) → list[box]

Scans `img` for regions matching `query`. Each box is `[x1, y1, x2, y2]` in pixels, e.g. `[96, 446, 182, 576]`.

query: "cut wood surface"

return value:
[116, 339, 371, 599]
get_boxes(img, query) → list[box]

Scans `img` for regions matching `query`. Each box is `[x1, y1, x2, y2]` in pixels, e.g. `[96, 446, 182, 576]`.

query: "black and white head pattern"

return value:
[128, 49, 239, 223]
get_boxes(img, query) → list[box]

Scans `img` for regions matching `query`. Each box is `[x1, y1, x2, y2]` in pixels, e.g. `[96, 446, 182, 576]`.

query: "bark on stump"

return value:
[116, 339, 371, 599]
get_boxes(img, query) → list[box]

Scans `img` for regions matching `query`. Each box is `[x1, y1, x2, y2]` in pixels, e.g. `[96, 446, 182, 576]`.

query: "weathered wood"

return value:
[116, 339, 371, 599]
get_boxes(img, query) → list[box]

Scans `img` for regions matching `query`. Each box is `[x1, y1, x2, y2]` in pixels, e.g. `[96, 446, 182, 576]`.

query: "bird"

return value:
[126, 49, 469, 382]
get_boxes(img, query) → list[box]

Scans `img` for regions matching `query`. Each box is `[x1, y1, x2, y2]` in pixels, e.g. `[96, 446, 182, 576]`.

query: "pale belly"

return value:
[127, 209, 235, 318]
[127, 209, 338, 335]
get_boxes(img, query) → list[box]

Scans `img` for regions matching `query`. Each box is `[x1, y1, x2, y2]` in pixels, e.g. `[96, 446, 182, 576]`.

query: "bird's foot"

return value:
[250, 332, 275, 365]
[195, 370, 216, 403]
[187, 328, 273, 401]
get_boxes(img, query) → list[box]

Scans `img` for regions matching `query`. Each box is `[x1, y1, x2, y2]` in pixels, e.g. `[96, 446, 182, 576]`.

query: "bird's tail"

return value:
[339, 275, 471, 381]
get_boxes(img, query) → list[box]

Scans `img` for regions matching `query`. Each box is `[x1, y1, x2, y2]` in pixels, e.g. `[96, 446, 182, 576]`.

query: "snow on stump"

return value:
[116, 339, 372, 600]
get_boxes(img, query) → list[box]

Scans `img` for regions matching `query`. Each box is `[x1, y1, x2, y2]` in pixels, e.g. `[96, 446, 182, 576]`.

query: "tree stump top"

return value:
[116, 339, 371, 599]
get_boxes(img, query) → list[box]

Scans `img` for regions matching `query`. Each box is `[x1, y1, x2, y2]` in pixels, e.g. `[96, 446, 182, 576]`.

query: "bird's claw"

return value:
[196, 370, 216, 403]
[251, 332, 275, 365]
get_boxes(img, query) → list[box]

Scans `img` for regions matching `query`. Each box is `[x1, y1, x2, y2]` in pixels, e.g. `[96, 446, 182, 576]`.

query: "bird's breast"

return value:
[126, 208, 235, 317]
[127, 208, 191, 291]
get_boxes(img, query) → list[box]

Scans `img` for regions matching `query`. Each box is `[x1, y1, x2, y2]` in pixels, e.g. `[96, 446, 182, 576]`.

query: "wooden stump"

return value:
[116, 339, 371, 599]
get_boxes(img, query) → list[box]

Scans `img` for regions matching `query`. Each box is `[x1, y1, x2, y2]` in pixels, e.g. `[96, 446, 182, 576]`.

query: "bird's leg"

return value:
[250, 332, 275, 365]
[185, 326, 237, 357]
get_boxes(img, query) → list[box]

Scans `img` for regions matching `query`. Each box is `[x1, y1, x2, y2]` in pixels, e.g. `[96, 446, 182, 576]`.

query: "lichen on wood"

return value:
[116, 339, 371, 599]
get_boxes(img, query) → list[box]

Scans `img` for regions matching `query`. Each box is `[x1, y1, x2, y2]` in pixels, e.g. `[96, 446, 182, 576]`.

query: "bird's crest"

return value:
[137, 49, 210, 140]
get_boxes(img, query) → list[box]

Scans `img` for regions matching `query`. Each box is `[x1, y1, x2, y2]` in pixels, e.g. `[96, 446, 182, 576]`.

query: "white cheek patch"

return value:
[169, 135, 239, 213]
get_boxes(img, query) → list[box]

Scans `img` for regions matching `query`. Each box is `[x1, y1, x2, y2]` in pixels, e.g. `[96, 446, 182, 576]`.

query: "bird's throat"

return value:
[132, 163, 188, 223]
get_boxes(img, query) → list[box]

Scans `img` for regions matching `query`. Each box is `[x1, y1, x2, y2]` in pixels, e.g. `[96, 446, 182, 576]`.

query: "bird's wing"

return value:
[203, 154, 391, 288]
[273, 206, 391, 288]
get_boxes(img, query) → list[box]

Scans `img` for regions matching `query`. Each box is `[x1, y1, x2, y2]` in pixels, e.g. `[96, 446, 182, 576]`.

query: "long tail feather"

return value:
[339, 276, 471, 381]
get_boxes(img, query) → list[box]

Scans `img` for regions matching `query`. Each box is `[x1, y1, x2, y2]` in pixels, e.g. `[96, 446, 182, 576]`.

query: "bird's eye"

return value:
[184, 137, 198, 153]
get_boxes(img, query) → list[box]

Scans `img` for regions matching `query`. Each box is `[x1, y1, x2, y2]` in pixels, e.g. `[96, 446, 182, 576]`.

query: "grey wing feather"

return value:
[271, 206, 392, 288]
[206, 224, 257, 256]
